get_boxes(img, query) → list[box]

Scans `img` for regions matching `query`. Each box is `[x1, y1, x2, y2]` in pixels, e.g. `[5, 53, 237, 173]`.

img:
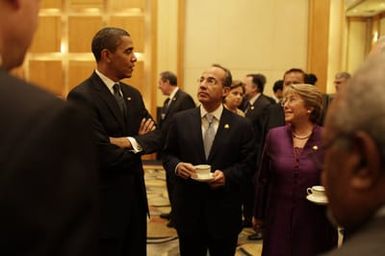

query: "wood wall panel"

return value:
[68, 17, 103, 52]
[29, 60, 64, 96]
[69, 0, 103, 9]
[30, 16, 61, 53]
[110, 0, 145, 11]
[307, 0, 331, 92]
[110, 16, 145, 52]
[68, 61, 95, 92]
[41, 0, 62, 9]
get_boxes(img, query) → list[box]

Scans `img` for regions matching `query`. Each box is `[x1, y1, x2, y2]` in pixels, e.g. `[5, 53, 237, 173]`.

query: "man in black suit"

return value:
[264, 68, 306, 130]
[0, 1, 99, 255]
[163, 64, 255, 256]
[242, 74, 273, 229]
[67, 27, 162, 256]
[157, 71, 195, 225]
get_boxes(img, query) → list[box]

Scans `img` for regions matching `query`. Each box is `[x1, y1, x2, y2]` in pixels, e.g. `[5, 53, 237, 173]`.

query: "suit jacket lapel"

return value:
[90, 72, 126, 130]
[190, 108, 206, 161]
[165, 90, 180, 117]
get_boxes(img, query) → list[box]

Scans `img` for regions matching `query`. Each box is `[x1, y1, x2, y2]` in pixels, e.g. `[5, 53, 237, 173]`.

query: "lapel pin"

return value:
[224, 124, 230, 129]
[250, 106, 254, 110]
[127, 97, 131, 101]
[312, 145, 318, 151]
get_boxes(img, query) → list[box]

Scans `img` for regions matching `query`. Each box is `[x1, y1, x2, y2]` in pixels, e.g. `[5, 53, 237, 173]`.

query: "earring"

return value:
[307, 110, 311, 113]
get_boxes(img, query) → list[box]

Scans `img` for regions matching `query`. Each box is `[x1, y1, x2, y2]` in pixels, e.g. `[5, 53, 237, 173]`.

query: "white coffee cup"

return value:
[194, 164, 211, 178]
[306, 185, 326, 198]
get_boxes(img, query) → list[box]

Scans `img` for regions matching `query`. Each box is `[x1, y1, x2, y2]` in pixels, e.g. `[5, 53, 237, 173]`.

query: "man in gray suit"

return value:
[322, 51, 385, 255]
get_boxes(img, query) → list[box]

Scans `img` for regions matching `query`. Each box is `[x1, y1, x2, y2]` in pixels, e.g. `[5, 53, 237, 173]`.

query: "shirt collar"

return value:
[200, 104, 223, 121]
[168, 87, 179, 101]
[95, 69, 118, 94]
[249, 93, 261, 105]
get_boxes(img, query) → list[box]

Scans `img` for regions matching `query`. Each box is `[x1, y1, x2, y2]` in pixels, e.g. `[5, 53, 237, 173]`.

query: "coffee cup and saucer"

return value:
[191, 164, 214, 182]
[306, 185, 328, 205]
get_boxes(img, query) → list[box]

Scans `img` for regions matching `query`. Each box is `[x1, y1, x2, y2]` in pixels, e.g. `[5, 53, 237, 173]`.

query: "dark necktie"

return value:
[112, 83, 127, 116]
[203, 113, 215, 159]
[245, 101, 251, 114]
[163, 97, 171, 113]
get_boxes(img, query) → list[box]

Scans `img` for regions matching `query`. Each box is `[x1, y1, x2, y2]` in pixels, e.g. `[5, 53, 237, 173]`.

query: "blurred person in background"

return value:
[224, 80, 245, 117]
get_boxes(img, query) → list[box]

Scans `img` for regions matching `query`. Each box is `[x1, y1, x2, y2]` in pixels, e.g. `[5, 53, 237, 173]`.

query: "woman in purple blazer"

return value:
[254, 84, 337, 256]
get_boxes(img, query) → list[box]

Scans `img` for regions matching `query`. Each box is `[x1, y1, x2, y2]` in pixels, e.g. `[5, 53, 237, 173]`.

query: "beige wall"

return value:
[156, 0, 179, 105]
[326, 0, 346, 93]
[157, 0, 308, 103]
[180, 0, 309, 101]
[346, 19, 369, 73]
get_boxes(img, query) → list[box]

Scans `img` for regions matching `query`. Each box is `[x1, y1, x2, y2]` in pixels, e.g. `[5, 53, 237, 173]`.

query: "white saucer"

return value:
[306, 194, 328, 205]
[191, 173, 214, 182]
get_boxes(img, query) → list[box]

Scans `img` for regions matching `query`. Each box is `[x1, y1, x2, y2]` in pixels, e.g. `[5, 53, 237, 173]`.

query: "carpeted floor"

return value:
[144, 164, 263, 256]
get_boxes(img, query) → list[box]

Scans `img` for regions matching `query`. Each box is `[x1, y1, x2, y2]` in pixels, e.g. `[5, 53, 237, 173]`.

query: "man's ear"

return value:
[223, 87, 230, 97]
[100, 49, 111, 63]
[350, 131, 381, 190]
[6, 0, 21, 9]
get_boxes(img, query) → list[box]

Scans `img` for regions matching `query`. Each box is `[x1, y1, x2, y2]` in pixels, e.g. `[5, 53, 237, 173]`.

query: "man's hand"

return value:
[138, 118, 155, 135]
[252, 217, 264, 233]
[208, 170, 226, 188]
[109, 137, 132, 149]
[176, 162, 196, 179]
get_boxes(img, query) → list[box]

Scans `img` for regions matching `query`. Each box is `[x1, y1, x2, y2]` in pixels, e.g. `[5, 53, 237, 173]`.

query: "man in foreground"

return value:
[0, 0, 99, 255]
[322, 51, 385, 255]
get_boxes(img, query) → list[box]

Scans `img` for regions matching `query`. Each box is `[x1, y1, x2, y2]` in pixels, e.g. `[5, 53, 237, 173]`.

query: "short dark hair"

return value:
[273, 80, 283, 93]
[246, 73, 266, 93]
[212, 64, 232, 88]
[305, 73, 318, 85]
[160, 71, 177, 86]
[283, 68, 306, 80]
[91, 27, 130, 62]
[230, 80, 245, 93]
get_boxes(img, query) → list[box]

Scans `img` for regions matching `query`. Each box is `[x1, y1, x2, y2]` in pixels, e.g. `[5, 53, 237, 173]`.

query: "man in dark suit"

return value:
[242, 74, 273, 230]
[264, 68, 306, 130]
[157, 71, 195, 225]
[322, 51, 385, 255]
[163, 64, 255, 256]
[0, 1, 99, 255]
[67, 27, 162, 256]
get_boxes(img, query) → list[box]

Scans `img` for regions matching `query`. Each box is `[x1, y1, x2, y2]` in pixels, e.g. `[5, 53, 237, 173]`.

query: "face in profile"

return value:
[108, 35, 137, 80]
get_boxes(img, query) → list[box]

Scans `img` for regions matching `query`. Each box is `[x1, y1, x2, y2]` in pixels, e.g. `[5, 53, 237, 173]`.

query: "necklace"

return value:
[292, 132, 311, 140]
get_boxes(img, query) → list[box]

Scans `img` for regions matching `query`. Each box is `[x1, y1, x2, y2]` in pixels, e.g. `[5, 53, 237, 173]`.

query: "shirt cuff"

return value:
[175, 162, 183, 174]
[127, 137, 143, 153]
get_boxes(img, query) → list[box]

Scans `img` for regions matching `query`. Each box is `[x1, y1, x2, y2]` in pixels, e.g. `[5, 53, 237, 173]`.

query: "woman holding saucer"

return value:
[254, 84, 337, 256]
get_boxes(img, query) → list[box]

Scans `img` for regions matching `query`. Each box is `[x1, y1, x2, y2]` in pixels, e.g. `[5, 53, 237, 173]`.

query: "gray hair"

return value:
[330, 52, 385, 162]
[335, 72, 351, 80]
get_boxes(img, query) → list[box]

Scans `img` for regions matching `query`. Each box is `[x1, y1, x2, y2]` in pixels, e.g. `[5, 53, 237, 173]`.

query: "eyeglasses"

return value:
[198, 76, 218, 86]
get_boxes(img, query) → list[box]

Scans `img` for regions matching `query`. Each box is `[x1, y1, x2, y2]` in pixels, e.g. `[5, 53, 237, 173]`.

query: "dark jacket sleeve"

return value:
[254, 129, 273, 220]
